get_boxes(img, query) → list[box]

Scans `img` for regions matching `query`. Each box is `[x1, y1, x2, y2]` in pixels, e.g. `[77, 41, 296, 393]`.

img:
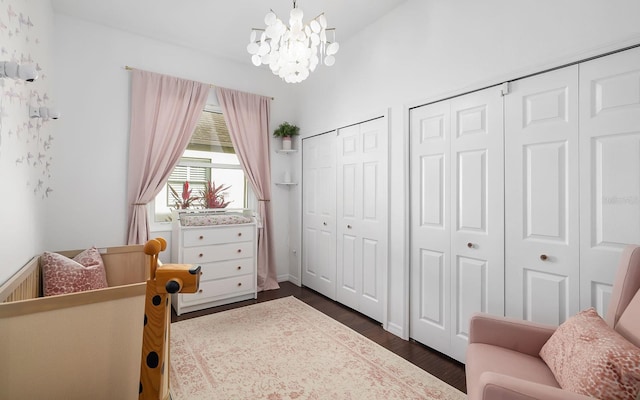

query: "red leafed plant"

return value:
[200, 181, 231, 209]
[169, 181, 200, 209]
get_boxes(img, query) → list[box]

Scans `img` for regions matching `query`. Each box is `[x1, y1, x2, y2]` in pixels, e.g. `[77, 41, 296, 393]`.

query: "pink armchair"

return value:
[466, 245, 640, 400]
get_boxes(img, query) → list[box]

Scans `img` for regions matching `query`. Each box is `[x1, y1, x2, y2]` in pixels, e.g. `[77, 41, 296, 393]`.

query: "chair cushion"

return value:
[540, 307, 640, 400]
[616, 290, 640, 348]
[466, 343, 560, 400]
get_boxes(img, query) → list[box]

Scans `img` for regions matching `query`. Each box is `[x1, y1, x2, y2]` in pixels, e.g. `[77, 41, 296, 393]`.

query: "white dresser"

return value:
[171, 210, 257, 315]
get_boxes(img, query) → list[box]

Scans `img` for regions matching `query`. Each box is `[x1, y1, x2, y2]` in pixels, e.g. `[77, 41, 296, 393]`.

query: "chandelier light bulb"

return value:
[326, 42, 339, 56]
[265, 11, 277, 26]
[247, 2, 339, 83]
[247, 42, 259, 55]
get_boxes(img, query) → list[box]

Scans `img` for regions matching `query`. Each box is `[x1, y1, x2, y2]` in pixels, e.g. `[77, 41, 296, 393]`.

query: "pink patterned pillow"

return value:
[42, 247, 109, 296]
[540, 307, 640, 400]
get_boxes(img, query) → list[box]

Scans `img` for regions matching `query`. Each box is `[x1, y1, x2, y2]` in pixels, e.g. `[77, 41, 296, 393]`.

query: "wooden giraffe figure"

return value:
[139, 237, 200, 400]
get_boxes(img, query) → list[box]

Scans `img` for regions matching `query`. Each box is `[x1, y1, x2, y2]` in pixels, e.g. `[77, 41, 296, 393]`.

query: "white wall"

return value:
[48, 15, 298, 276]
[0, 0, 55, 284]
[290, 0, 640, 338]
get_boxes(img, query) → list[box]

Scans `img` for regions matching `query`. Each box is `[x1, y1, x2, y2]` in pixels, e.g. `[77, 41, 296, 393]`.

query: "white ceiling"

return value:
[51, 0, 408, 65]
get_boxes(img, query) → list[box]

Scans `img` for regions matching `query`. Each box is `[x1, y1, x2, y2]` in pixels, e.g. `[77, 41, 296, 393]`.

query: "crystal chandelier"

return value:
[247, 1, 339, 83]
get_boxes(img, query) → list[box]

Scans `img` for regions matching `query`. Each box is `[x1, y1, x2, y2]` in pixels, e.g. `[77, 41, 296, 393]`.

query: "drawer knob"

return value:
[199, 271, 203, 276]
[237, 249, 242, 253]
[237, 282, 242, 287]
[540, 254, 549, 261]
[467, 242, 474, 248]
[237, 232, 242, 237]
[199, 235, 204, 240]
[198, 289, 203, 293]
[237, 266, 242, 270]
[199, 253, 203, 258]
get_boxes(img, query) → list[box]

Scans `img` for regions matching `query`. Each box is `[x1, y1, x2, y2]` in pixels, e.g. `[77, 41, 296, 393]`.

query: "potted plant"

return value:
[200, 181, 232, 209]
[273, 121, 300, 150]
[169, 181, 200, 209]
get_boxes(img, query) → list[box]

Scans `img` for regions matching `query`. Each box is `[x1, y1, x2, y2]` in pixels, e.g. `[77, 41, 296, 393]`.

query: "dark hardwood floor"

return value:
[171, 281, 467, 393]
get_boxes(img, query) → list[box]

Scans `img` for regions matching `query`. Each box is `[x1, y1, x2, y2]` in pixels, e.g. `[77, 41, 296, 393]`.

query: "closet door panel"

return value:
[362, 238, 380, 301]
[409, 101, 451, 354]
[355, 118, 388, 321]
[337, 125, 362, 311]
[580, 47, 640, 313]
[336, 118, 388, 322]
[410, 101, 452, 355]
[455, 256, 488, 340]
[417, 249, 446, 326]
[340, 234, 358, 292]
[524, 270, 569, 325]
[302, 132, 337, 299]
[505, 66, 580, 325]
[525, 142, 568, 240]
[594, 135, 640, 245]
[450, 87, 504, 362]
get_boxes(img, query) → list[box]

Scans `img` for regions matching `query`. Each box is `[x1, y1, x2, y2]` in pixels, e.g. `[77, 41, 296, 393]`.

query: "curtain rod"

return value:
[123, 65, 275, 100]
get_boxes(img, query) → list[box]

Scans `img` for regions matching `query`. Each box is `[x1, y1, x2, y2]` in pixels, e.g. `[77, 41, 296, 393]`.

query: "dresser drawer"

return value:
[199, 258, 254, 281]
[183, 241, 254, 263]
[181, 274, 255, 305]
[182, 225, 254, 247]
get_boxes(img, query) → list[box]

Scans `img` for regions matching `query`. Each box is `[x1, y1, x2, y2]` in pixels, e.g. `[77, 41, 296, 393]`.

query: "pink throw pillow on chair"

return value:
[540, 307, 640, 400]
[42, 247, 109, 296]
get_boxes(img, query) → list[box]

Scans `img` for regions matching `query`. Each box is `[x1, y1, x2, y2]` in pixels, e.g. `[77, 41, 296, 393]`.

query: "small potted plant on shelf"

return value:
[200, 181, 232, 209]
[273, 121, 300, 150]
[169, 181, 200, 209]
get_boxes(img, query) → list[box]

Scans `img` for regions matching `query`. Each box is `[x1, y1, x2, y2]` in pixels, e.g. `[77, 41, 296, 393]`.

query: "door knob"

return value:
[323, 222, 327, 226]
[347, 224, 352, 229]
[540, 254, 548, 261]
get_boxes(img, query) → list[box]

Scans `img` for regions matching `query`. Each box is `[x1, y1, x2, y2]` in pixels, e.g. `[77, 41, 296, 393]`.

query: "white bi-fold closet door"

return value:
[336, 118, 389, 322]
[302, 117, 389, 323]
[578, 48, 640, 313]
[505, 47, 640, 322]
[410, 45, 640, 363]
[302, 131, 337, 299]
[504, 65, 581, 324]
[409, 87, 505, 363]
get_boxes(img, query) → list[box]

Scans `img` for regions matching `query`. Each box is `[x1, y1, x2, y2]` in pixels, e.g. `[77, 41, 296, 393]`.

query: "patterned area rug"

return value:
[170, 296, 466, 400]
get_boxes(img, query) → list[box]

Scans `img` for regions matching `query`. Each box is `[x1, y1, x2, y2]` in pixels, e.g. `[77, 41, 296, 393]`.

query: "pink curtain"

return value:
[216, 87, 279, 291]
[126, 70, 209, 244]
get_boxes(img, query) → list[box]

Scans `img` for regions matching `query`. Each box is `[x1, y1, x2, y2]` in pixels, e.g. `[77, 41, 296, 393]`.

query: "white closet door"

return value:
[410, 87, 503, 362]
[409, 100, 453, 356]
[579, 47, 640, 314]
[302, 132, 337, 300]
[449, 88, 504, 362]
[504, 66, 580, 325]
[336, 117, 388, 322]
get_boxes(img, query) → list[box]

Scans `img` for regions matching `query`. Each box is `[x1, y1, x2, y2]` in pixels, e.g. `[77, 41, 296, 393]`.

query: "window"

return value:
[153, 106, 248, 222]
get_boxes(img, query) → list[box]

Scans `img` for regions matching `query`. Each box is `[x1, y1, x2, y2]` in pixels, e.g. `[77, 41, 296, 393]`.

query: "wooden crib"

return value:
[0, 245, 149, 400]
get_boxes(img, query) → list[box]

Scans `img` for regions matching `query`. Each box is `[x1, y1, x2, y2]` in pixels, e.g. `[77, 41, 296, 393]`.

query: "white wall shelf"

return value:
[277, 149, 298, 154]
[275, 182, 298, 186]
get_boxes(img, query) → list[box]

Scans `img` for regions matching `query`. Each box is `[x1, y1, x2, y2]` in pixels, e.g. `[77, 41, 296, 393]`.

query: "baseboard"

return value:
[277, 274, 300, 287]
